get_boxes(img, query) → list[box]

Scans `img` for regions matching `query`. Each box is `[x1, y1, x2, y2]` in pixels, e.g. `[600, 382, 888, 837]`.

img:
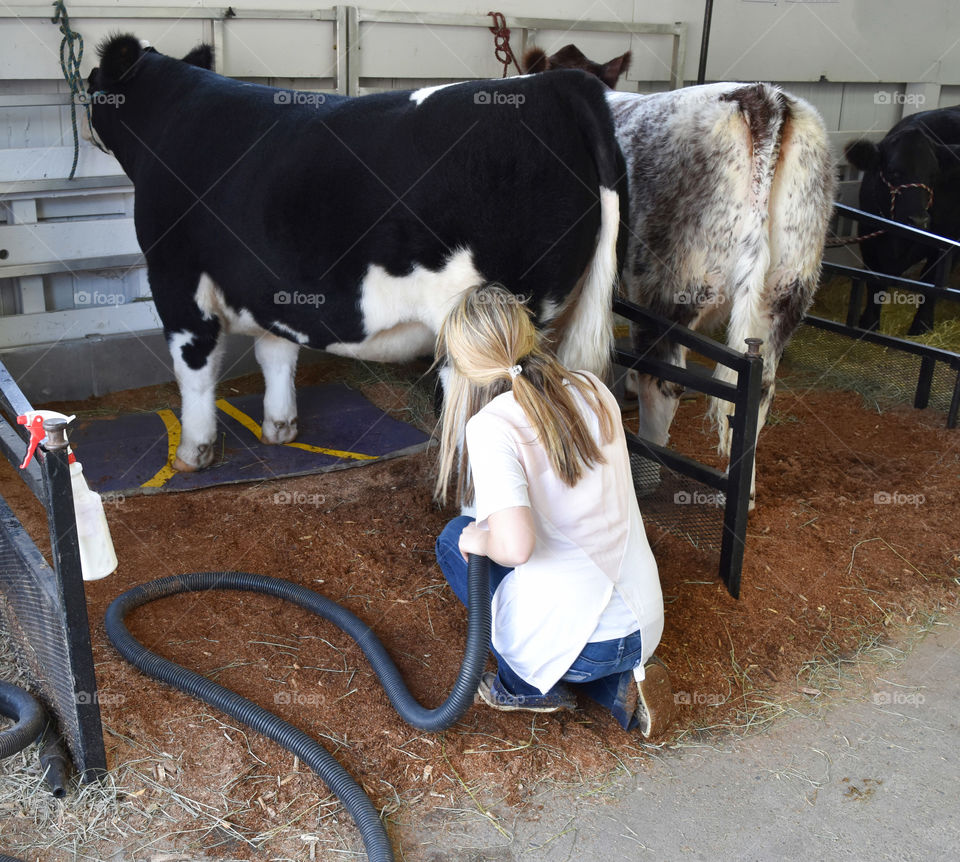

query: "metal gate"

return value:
[0, 362, 106, 781]
[797, 202, 960, 428]
[614, 298, 763, 599]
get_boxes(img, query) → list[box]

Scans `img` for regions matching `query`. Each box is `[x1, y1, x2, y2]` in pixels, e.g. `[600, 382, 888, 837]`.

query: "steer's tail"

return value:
[555, 93, 628, 379]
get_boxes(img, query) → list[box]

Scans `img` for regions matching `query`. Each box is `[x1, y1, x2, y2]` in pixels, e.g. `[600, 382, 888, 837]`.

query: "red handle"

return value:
[17, 414, 47, 470]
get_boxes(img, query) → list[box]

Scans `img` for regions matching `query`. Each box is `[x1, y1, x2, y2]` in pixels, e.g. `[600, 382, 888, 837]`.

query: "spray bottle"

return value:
[18, 410, 118, 582]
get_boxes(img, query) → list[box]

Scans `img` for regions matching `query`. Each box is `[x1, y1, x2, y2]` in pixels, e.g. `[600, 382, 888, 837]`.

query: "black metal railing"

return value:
[813, 203, 960, 427]
[0, 362, 106, 782]
[613, 298, 763, 599]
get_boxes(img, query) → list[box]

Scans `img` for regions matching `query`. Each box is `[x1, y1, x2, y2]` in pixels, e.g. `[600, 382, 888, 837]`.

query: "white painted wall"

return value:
[1, 0, 959, 354]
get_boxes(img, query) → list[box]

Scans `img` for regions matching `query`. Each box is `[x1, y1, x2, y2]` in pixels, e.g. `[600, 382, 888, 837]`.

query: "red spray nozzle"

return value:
[17, 414, 47, 470]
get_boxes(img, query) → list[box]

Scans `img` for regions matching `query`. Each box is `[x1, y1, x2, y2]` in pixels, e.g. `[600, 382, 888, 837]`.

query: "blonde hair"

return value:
[434, 283, 615, 506]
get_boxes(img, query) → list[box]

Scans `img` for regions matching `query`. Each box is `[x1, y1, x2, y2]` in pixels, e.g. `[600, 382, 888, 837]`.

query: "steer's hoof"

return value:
[172, 456, 199, 473]
[173, 442, 214, 472]
[261, 418, 298, 445]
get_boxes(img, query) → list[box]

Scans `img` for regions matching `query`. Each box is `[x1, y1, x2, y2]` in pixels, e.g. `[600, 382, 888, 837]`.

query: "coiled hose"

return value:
[0, 680, 58, 862]
[104, 557, 490, 862]
[0, 680, 45, 760]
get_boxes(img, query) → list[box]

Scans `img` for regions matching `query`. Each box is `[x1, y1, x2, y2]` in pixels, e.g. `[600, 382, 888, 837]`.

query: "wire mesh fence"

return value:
[785, 322, 960, 417]
[630, 451, 725, 553]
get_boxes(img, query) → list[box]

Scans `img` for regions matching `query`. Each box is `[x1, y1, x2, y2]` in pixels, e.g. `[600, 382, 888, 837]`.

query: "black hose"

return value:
[38, 725, 70, 799]
[0, 680, 46, 759]
[104, 556, 490, 862]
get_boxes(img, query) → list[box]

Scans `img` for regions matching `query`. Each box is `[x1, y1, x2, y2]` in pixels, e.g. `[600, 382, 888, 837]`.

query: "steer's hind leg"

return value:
[168, 322, 226, 472]
[255, 332, 299, 444]
[150, 268, 226, 472]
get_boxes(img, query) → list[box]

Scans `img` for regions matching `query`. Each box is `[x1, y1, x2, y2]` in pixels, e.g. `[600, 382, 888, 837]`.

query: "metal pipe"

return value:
[697, 0, 714, 85]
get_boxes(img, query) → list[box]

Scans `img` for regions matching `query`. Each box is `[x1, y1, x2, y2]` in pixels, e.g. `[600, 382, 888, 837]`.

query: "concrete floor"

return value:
[413, 611, 960, 862]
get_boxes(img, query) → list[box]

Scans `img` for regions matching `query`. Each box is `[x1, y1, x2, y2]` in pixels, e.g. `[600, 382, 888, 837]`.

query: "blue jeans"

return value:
[436, 516, 644, 729]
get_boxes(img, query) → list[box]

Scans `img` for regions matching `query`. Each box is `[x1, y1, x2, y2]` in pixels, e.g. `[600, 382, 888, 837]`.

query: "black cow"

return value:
[845, 106, 960, 333]
[88, 35, 627, 471]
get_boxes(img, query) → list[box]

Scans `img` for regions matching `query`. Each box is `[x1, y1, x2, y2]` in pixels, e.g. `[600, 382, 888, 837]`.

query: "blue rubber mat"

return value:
[67, 384, 430, 495]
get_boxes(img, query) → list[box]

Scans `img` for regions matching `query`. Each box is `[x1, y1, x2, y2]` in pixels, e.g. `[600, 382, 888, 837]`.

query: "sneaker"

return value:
[476, 671, 576, 713]
[635, 656, 675, 739]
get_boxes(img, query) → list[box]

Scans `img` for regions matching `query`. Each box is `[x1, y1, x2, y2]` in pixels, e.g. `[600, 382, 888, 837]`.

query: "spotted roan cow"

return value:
[88, 35, 627, 472]
[845, 106, 960, 334]
[524, 46, 836, 506]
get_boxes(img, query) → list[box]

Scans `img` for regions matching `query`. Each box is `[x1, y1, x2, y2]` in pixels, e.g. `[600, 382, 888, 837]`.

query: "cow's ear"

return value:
[522, 46, 549, 74]
[935, 143, 960, 175]
[182, 43, 214, 70]
[551, 44, 589, 69]
[844, 139, 879, 172]
[96, 33, 144, 84]
[599, 51, 631, 89]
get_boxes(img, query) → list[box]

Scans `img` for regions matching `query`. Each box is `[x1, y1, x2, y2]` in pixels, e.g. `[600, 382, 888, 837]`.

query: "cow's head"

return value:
[86, 34, 214, 155]
[845, 127, 960, 230]
[521, 44, 631, 90]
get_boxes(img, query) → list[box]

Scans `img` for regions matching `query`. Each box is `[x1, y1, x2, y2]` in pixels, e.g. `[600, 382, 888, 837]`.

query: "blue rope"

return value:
[51, 0, 92, 179]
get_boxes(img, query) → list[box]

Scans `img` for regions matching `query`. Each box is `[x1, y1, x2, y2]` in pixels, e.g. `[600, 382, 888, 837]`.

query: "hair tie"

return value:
[507, 364, 522, 380]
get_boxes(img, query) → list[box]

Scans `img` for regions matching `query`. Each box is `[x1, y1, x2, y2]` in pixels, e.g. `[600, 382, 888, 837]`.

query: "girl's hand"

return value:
[458, 521, 489, 561]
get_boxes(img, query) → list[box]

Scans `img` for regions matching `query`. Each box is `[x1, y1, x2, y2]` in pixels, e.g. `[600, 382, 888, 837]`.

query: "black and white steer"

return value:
[88, 35, 627, 471]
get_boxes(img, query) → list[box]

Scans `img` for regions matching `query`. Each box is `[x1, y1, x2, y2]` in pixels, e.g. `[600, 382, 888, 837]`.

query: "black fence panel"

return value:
[0, 362, 106, 781]
[803, 202, 960, 428]
[614, 298, 763, 599]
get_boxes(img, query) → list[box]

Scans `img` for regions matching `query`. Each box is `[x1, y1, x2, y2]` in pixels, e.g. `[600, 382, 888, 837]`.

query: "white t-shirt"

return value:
[465, 371, 664, 693]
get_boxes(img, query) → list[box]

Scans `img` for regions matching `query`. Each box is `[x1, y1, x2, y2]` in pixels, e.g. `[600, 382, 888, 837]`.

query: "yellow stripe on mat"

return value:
[215, 398, 376, 461]
[141, 408, 182, 488]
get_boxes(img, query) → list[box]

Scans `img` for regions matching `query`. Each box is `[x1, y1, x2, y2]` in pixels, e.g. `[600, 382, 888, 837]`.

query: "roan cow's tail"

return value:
[555, 88, 629, 379]
[707, 84, 835, 456]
